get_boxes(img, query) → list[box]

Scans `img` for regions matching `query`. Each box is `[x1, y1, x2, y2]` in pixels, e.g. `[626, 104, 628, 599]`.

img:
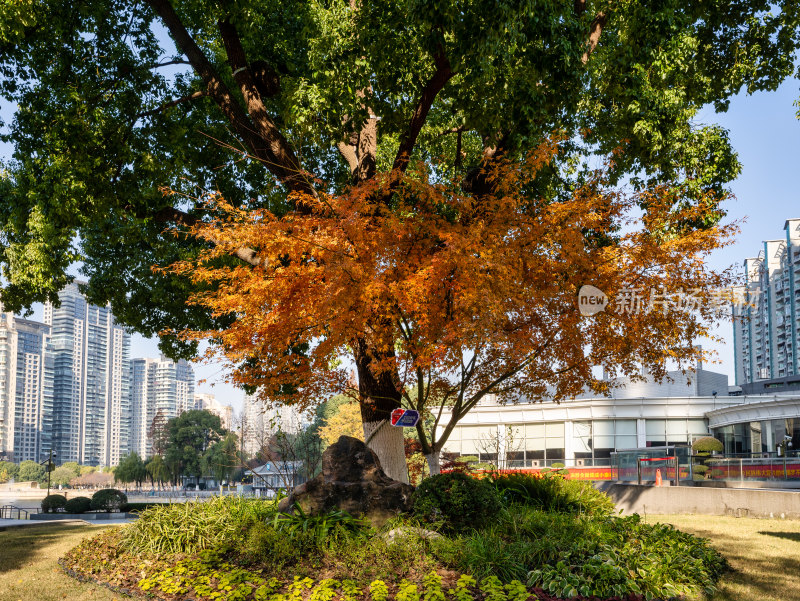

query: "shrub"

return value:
[121, 501, 168, 513]
[272, 504, 371, 543]
[41, 494, 67, 513]
[122, 496, 277, 554]
[64, 496, 92, 514]
[412, 472, 502, 534]
[491, 472, 614, 516]
[693, 437, 723, 454]
[525, 513, 728, 599]
[90, 488, 128, 512]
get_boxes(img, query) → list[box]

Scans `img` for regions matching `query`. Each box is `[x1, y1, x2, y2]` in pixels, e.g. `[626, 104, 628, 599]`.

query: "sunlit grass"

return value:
[0, 524, 119, 601]
[647, 514, 800, 601]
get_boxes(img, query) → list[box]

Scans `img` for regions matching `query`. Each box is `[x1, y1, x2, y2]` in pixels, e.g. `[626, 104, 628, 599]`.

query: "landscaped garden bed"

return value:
[59, 473, 728, 601]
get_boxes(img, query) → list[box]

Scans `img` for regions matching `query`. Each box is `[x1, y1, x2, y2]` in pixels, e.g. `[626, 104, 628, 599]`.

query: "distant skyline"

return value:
[2, 76, 799, 406]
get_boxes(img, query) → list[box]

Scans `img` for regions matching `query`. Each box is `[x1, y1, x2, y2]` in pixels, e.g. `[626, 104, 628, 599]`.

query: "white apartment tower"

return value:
[194, 392, 233, 430]
[733, 219, 800, 385]
[0, 310, 52, 462]
[44, 282, 131, 466]
[129, 355, 195, 457]
[242, 393, 306, 456]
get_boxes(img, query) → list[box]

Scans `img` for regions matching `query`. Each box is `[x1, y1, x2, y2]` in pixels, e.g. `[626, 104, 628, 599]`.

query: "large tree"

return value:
[163, 409, 225, 481]
[0, 0, 797, 481]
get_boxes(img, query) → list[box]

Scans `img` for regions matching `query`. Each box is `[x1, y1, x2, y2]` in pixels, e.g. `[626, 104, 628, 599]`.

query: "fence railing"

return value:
[0, 505, 31, 519]
[705, 457, 800, 481]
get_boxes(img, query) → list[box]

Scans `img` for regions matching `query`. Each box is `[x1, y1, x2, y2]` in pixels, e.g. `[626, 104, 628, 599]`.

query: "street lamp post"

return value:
[45, 449, 56, 497]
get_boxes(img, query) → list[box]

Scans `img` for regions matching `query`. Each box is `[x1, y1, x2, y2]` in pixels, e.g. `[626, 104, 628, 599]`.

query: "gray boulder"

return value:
[277, 435, 414, 527]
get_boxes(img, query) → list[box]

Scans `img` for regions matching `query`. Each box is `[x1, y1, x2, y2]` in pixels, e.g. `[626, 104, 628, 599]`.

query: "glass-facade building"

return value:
[44, 282, 131, 466]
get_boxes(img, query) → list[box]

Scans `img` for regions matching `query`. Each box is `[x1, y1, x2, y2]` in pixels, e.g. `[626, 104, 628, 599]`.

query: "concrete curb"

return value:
[0, 519, 89, 532]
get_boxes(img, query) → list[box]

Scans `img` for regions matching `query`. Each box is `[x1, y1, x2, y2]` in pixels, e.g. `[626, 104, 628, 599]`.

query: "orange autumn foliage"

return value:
[162, 140, 735, 460]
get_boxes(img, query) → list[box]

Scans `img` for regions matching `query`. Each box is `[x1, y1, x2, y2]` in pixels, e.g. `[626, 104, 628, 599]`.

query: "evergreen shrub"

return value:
[693, 437, 723, 454]
[90, 488, 128, 512]
[411, 472, 502, 534]
[64, 496, 92, 514]
[41, 494, 67, 513]
[491, 472, 615, 516]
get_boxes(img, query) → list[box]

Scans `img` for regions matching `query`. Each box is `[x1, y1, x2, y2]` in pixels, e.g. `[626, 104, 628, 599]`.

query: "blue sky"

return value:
[699, 79, 800, 377]
[1, 70, 799, 412]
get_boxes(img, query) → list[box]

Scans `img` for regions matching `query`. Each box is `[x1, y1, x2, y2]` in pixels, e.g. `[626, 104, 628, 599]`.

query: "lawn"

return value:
[0, 524, 119, 601]
[647, 515, 800, 601]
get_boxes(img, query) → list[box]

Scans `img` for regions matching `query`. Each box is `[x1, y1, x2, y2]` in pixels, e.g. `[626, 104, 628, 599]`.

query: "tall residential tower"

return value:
[44, 282, 131, 466]
[0, 310, 52, 462]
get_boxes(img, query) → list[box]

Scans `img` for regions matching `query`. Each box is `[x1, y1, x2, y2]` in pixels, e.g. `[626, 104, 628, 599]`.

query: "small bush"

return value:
[64, 496, 92, 514]
[693, 437, 723, 454]
[242, 522, 318, 571]
[492, 472, 615, 516]
[693, 464, 709, 475]
[41, 494, 67, 513]
[412, 472, 502, 534]
[272, 504, 371, 543]
[121, 502, 168, 513]
[90, 488, 128, 512]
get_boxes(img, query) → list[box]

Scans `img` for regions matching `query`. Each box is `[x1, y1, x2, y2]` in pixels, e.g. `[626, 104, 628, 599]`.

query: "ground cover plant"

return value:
[61, 473, 728, 601]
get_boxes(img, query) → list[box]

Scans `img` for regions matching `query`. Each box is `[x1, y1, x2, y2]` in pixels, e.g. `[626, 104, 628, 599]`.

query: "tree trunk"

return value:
[354, 337, 409, 484]
[425, 451, 441, 476]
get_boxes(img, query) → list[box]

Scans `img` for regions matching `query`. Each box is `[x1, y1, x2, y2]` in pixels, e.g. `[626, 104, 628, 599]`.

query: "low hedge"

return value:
[41, 494, 67, 513]
[64, 496, 92, 514]
[91, 488, 128, 512]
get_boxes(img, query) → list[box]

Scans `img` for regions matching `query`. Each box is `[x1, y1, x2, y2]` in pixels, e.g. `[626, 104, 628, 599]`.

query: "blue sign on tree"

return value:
[390, 408, 420, 427]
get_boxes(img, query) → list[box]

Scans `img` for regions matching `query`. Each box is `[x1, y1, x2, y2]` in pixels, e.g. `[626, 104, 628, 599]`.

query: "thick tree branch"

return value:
[217, 18, 316, 196]
[144, 0, 315, 197]
[136, 91, 208, 119]
[582, 12, 607, 64]
[391, 48, 453, 174]
[336, 142, 359, 173]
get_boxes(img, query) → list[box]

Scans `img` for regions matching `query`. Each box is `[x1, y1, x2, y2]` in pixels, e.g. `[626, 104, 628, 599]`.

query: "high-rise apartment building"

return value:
[44, 282, 131, 466]
[242, 393, 306, 456]
[733, 219, 800, 387]
[0, 310, 52, 462]
[129, 355, 195, 458]
[194, 392, 233, 430]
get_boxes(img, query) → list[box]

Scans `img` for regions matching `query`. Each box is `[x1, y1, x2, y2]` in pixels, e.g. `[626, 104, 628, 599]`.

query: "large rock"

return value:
[277, 435, 414, 527]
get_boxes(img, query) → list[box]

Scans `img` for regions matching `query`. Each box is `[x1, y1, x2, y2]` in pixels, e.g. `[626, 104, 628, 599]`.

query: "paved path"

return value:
[0, 518, 135, 531]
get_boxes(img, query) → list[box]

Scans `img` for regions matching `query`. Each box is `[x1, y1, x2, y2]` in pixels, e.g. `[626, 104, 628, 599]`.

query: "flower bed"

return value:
[60, 474, 728, 601]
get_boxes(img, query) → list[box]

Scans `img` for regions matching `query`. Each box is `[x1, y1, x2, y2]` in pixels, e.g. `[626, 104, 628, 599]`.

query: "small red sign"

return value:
[390, 408, 406, 426]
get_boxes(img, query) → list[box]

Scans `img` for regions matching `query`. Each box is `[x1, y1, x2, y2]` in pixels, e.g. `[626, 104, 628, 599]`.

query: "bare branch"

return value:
[217, 19, 314, 196]
[391, 47, 453, 174]
[136, 91, 208, 119]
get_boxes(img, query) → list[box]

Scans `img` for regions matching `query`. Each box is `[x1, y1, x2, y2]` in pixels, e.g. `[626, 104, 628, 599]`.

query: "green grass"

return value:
[647, 515, 800, 601]
[0, 524, 119, 601]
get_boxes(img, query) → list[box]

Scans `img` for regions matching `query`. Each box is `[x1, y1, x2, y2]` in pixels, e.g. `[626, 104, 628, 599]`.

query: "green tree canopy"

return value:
[17, 460, 45, 483]
[145, 454, 171, 486]
[50, 465, 77, 487]
[164, 409, 225, 479]
[203, 431, 239, 483]
[61, 462, 82, 478]
[115, 452, 148, 486]
[0, 460, 18, 483]
[0, 0, 797, 482]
